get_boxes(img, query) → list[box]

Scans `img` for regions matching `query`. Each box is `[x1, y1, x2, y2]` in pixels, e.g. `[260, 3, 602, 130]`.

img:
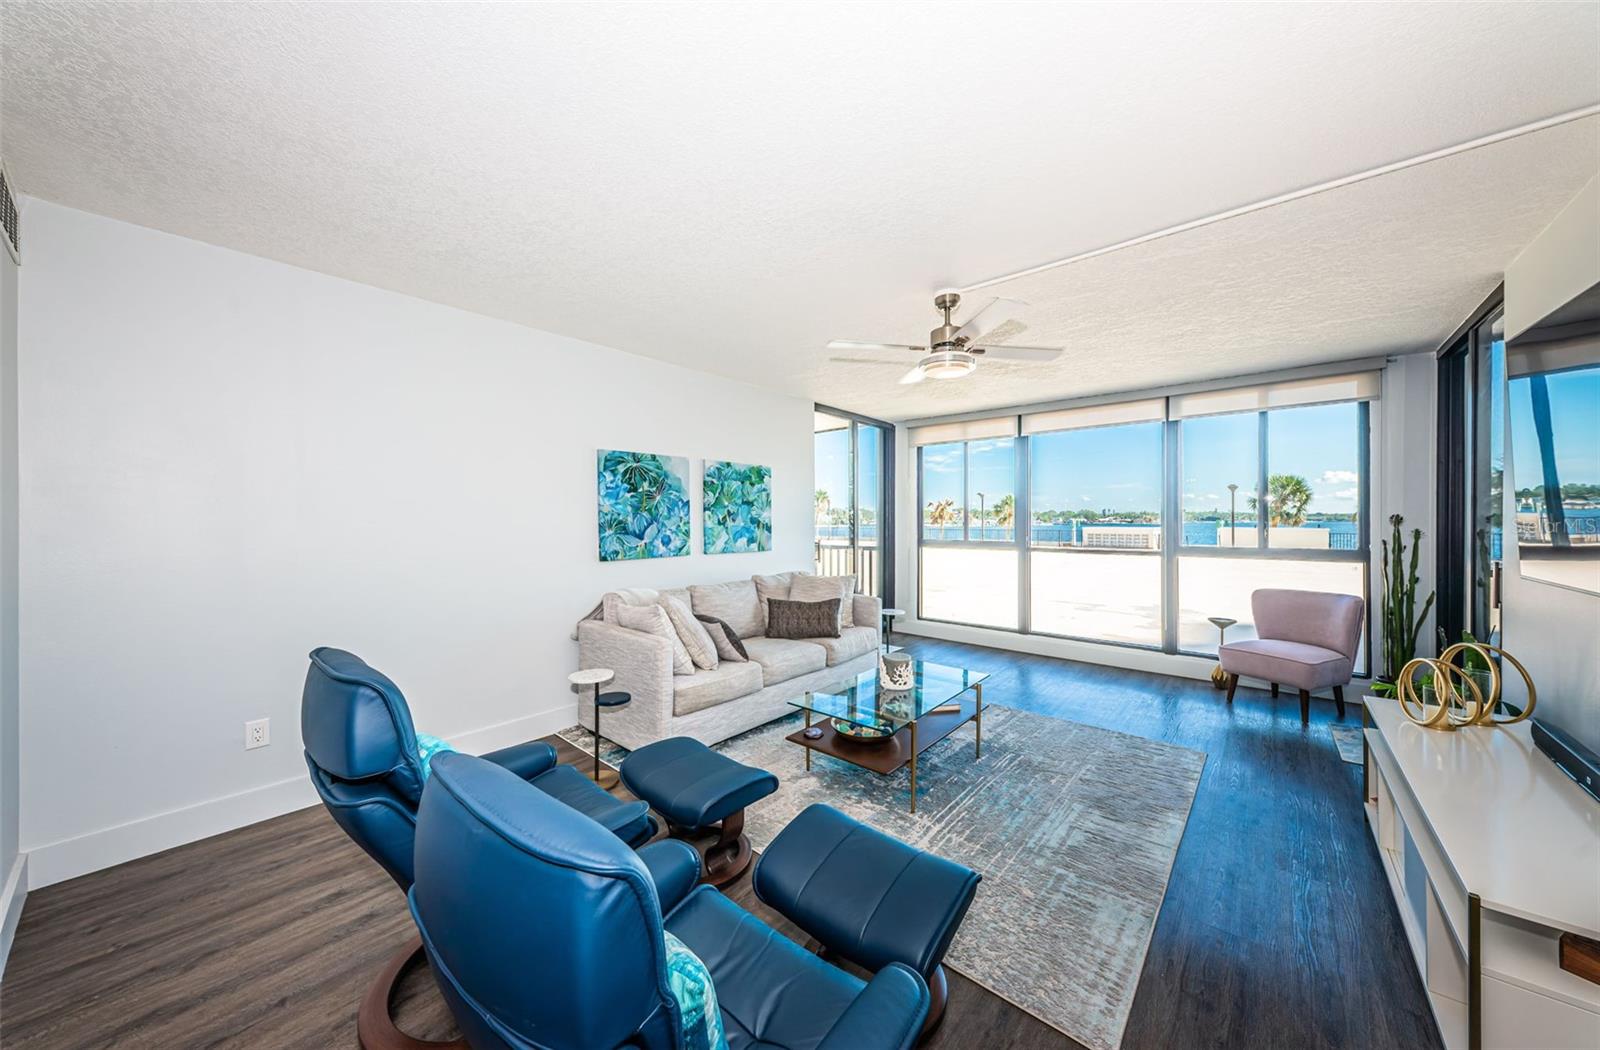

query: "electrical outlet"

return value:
[245, 718, 270, 750]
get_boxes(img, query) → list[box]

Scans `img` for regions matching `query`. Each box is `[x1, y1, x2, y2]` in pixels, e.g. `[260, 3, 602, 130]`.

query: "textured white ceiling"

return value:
[3, 2, 1598, 421]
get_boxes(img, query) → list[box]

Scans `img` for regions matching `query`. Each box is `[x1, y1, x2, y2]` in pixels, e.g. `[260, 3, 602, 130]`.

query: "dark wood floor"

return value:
[0, 635, 1441, 1050]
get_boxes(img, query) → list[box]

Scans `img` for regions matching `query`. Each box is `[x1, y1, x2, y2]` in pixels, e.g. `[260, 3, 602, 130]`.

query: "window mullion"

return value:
[1257, 410, 1269, 549]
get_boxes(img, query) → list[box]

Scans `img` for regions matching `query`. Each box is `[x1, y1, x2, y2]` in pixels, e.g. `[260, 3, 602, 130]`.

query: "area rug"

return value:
[1330, 723, 1365, 765]
[564, 707, 1204, 1050]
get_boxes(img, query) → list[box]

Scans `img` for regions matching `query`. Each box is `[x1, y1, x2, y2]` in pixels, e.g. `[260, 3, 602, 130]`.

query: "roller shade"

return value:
[1168, 371, 1381, 419]
[1507, 328, 1600, 378]
[910, 415, 1019, 446]
[1021, 397, 1166, 435]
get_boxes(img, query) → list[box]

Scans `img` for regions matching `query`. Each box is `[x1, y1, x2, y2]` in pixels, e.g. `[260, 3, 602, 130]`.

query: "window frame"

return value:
[815, 403, 894, 603]
[913, 396, 1373, 671]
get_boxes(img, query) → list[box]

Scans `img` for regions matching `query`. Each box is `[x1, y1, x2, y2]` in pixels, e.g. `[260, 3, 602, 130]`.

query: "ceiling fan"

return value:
[828, 291, 1064, 384]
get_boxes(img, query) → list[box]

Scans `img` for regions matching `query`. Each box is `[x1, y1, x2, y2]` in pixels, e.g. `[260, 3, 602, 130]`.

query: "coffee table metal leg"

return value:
[804, 710, 812, 771]
[909, 720, 918, 813]
[975, 682, 983, 758]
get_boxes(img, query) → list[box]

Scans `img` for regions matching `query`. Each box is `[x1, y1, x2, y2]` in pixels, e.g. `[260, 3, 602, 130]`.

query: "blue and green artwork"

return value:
[703, 460, 772, 554]
[597, 449, 691, 561]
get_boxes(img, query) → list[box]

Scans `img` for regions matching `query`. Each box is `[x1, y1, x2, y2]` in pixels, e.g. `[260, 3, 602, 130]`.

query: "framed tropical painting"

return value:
[703, 460, 772, 554]
[596, 449, 691, 561]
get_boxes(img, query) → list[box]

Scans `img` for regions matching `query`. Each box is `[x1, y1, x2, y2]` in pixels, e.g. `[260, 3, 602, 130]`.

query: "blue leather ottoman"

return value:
[619, 735, 778, 887]
[753, 803, 981, 1034]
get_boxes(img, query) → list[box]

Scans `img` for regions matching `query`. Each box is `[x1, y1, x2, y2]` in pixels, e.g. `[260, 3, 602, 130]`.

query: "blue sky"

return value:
[907, 403, 1363, 517]
[1509, 366, 1600, 494]
[814, 423, 883, 518]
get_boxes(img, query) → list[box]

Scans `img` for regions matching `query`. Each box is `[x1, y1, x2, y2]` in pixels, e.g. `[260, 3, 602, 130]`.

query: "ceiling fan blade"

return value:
[898, 365, 926, 385]
[955, 296, 1026, 342]
[826, 340, 923, 353]
[973, 344, 1063, 362]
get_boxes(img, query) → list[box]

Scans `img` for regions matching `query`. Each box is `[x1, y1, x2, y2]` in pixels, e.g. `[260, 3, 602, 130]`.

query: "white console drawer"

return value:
[1483, 974, 1600, 1050]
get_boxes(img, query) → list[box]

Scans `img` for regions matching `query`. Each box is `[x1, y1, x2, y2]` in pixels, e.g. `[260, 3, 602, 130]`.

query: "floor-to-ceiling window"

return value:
[1027, 401, 1165, 646]
[918, 429, 1020, 629]
[1173, 396, 1369, 671]
[913, 372, 1374, 670]
[814, 407, 892, 598]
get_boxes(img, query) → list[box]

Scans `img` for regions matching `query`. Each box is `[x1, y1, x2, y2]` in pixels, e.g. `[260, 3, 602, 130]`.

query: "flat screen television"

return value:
[1505, 279, 1600, 802]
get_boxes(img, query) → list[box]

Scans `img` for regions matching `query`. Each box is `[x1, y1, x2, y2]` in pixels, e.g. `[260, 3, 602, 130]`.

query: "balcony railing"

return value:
[814, 540, 879, 597]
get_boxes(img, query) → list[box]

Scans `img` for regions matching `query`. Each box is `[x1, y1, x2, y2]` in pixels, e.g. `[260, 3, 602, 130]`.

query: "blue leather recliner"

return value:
[411, 749, 933, 1050]
[301, 647, 673, 1049]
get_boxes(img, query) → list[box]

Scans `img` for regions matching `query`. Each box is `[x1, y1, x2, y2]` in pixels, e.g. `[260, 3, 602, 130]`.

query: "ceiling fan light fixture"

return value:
[920, 350, 977, 380]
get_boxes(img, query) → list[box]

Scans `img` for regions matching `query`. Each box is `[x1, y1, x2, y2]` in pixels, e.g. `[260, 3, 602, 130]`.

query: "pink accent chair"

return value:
[1218, 588, 1365, 722]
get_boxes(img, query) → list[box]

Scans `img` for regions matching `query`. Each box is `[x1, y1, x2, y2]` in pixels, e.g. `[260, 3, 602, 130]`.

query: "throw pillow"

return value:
[788, 574, 856, 628]
[766, 597, 842, 640]
[751, 572, 796, 633]
[662, 930, 729, 1050]
[695, 613, 749, 662]
[415, 732, 456, 781]
[661, 595, 719, 671]
[616, 602, 695, 675]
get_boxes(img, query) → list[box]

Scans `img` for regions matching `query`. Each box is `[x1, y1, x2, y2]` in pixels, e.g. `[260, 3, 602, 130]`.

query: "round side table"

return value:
[569, 668, 618, 787]
[1207, 617, 1237, 689]
[881, 607, 906, 648]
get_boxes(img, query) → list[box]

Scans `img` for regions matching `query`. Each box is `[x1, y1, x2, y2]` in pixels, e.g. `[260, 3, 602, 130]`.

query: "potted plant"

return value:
[1372, 514, 1435, 698]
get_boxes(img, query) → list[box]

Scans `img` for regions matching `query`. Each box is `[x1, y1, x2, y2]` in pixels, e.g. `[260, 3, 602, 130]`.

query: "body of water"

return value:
[821, 520, 1363, 549]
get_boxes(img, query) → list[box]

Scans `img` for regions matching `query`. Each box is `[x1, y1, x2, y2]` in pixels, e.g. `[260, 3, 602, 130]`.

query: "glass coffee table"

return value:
[785, 658, 988, 813]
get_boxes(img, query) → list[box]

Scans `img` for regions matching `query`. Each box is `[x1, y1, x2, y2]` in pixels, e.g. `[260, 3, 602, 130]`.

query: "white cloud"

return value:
[1319, 469, 1358, 485]
[1331, 488, 1359, 501]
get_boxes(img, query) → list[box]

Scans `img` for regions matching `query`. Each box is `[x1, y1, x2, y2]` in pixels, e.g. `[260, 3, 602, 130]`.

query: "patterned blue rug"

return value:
[564, 706, 1204, 1050]
[1330, 723, 1365, 765]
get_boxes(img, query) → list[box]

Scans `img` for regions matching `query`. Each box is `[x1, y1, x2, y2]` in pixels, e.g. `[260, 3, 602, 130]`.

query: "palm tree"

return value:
[994, 493, 1015, 528]
[814, 488, 830, 524]
[1248, 474, 1314, 527]
[926, 498, 957, 526]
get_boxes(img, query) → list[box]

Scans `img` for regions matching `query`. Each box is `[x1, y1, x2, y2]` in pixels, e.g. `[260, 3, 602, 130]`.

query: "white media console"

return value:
[1364, 698, 1600, 1050]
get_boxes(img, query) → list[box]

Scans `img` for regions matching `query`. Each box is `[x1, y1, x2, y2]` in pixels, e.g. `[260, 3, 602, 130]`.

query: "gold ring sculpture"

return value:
[1394, 643, 1536, 730]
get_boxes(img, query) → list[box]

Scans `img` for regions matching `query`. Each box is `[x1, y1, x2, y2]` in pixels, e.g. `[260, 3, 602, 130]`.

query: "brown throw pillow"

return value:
[695, 613, 749, 662]
[766, 597, 842, 640]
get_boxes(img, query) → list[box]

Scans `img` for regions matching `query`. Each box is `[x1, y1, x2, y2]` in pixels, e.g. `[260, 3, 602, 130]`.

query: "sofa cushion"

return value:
[752, 571, 801, 632]
[1218, 638, 1351, 691]
[661, 595, 719, 671]
[767, 598, 841, 640]
[809, 626, 878, 666]
[743, 636, 827, 686]
[695, 614, 749, 662]
[689, 580, 763, 640]
[789, 574, 857, 628]
[673, 661, 764, 716]
[616, 602, 695, 676]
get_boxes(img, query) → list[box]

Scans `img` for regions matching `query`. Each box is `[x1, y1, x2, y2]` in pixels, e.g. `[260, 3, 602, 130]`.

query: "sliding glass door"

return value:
[814, 407, 892, 599]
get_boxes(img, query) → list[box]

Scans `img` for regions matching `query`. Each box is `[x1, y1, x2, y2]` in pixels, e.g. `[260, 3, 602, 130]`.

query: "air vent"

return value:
[0, 163, 17, 263]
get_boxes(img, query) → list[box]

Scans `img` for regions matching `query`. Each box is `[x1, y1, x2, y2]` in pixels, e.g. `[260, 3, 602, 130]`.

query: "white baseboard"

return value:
[0, 852, 28, 982]
[23, 702, 576, 891]
[895, 619, 1370, 704]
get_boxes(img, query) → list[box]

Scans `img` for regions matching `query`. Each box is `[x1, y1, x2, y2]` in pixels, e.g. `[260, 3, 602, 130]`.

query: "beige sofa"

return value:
[576, 571, 881, 750]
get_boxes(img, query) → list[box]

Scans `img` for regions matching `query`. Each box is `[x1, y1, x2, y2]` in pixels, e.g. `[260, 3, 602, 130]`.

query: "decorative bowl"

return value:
[831, 718, 895, 743]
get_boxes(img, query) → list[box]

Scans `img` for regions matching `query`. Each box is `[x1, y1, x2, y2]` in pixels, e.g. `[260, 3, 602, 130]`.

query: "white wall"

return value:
[1499, 172, 1600, 741]
[17, 200, 814, 887]
[0, 219, 22, 971]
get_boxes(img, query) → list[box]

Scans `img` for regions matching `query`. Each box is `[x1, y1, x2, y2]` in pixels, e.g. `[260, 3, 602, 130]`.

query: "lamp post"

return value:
[976, 492, 986, 541]
[1227, 483, 1239, 547]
